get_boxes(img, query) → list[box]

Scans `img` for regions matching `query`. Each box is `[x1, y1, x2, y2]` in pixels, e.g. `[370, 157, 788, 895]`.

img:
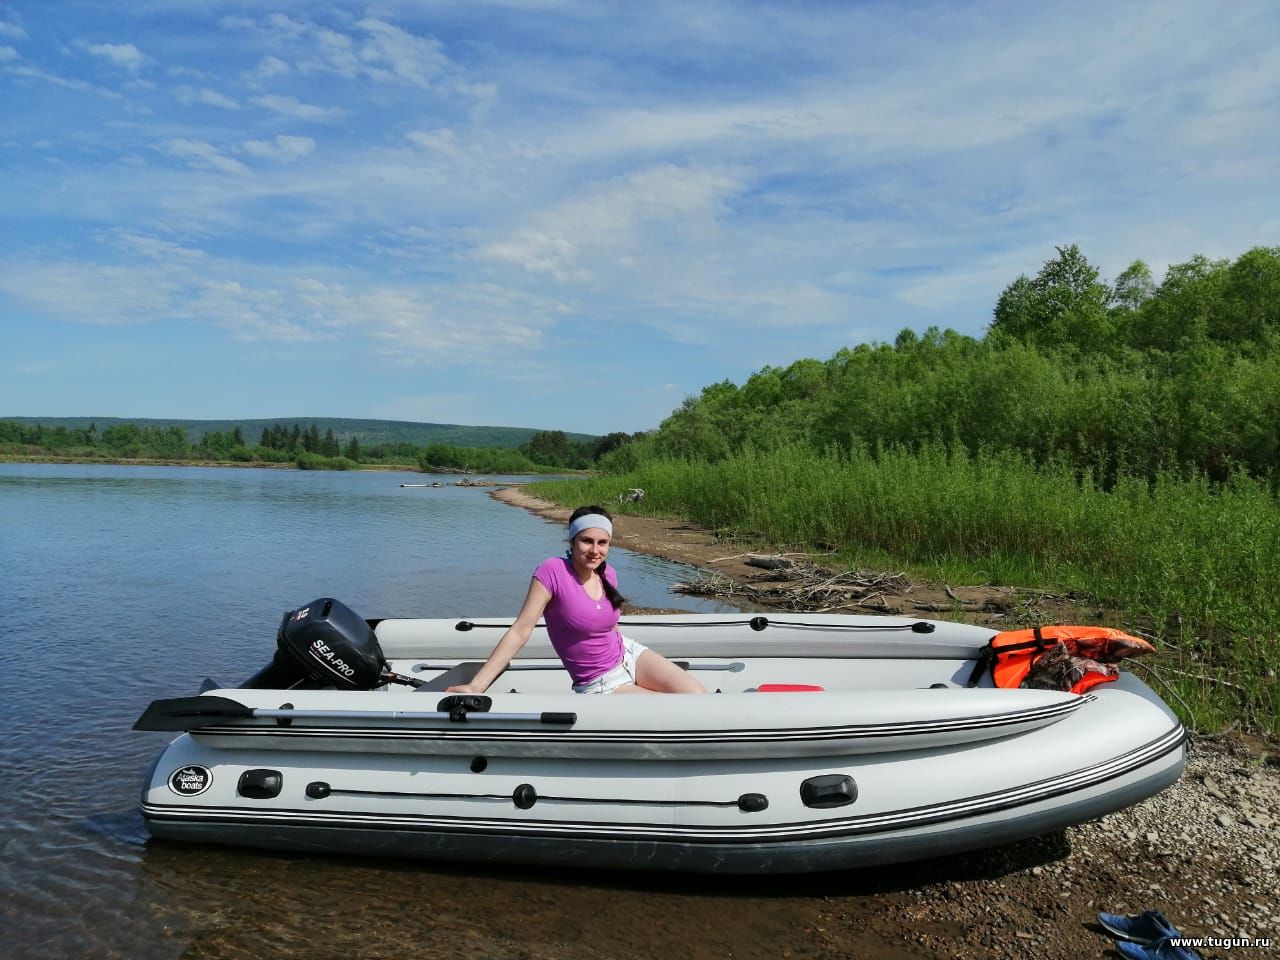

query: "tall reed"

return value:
[531, 445, 1280, 735]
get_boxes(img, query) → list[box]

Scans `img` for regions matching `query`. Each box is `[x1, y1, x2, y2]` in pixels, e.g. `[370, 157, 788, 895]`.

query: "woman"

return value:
[447, 505, 705, 695]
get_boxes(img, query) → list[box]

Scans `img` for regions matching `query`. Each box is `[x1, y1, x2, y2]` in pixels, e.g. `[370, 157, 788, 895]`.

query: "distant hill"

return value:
[0, 416, 598, 448]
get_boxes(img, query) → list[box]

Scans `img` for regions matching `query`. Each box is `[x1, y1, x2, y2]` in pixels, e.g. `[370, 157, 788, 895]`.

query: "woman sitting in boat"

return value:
[447, 505, 706, 695]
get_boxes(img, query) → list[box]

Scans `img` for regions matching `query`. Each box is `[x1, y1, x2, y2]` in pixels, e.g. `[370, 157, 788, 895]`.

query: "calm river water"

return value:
[0, 463, 916, 959]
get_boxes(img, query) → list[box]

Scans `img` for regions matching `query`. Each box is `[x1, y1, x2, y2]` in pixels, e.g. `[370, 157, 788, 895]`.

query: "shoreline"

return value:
[0, 455, 420, 471]
[490, 484, 1280, 960]
[1, 455, 575, 476]
[488, 486, 1089, 626]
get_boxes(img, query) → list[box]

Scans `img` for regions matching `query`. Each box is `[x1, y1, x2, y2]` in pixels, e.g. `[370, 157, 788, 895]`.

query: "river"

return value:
[0, 463, 907, 959]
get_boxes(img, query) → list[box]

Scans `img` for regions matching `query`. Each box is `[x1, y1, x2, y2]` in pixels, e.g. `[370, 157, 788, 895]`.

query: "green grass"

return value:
[530, 445, 1280, 738]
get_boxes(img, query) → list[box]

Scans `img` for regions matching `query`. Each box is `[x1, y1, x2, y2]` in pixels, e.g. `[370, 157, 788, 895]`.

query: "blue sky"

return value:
[2, 1, 1277, 435]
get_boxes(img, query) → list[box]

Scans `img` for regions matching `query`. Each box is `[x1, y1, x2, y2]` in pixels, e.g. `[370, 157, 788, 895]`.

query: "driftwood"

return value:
[744, 555, 797, 571]
[673, 556, 912, 614]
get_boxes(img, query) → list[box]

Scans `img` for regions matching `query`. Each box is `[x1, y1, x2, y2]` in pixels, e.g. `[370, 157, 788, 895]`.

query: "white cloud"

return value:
[0, 259, 182, 324]
[106, 230, 208, 262]
[477, 164, 739, 282]
[246, 55, 290, 81]
[241, 134, 315, 161]
[3, 62, 125, 99]
[0, 245, 552, 364]
[250, 94, 343, 123]
[161, 138, 249, 175]
[0, 45, 17, 62]
[225, 13, 453, 89]
[353, 17, 449, 87]
[175, 86, 239, 109]
[0, 20, 26, 40]
[85, 41, 144, 72]
[406, 128, 459, 155]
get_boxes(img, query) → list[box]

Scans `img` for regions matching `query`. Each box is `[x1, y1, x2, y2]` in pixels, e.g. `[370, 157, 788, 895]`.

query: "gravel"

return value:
[815, 734, 1280, 959]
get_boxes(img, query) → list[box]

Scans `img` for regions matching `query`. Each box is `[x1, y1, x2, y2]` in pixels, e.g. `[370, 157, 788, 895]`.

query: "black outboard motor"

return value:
[275, 597, 387, 690]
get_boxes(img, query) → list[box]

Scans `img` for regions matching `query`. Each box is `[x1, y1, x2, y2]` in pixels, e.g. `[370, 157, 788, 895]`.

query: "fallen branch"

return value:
[674, 560, 911, 612]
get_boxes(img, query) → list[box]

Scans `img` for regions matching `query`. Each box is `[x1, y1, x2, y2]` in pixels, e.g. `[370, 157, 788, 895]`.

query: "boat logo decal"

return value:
[168, 765, 212, 797]
[308, 639, 357, 680]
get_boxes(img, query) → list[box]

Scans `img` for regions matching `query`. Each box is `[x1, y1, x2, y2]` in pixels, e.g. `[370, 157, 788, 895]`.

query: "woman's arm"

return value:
[446, 577, 552, 693]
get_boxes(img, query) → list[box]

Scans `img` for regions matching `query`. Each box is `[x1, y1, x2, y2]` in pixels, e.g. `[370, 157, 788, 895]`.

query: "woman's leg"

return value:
[622, 649, 706, 693]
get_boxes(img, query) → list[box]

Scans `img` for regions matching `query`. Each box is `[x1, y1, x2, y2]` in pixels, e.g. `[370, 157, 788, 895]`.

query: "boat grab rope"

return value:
[307, 781, 767, 813]
[454, 617, 935, 634]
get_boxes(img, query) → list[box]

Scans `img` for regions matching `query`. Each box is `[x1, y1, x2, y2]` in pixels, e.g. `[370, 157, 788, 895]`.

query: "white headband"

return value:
[567, 514, 613, 541]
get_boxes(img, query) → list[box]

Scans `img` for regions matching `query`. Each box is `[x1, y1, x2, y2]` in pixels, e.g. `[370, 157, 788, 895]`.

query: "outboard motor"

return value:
[276, 597, 387, 690]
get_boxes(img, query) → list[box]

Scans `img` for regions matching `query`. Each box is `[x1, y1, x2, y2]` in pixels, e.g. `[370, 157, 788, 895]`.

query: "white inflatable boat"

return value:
[134, 600, 1185, 874]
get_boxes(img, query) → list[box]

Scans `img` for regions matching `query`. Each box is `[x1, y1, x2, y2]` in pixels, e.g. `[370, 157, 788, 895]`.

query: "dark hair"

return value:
[568, 504, 627, 609]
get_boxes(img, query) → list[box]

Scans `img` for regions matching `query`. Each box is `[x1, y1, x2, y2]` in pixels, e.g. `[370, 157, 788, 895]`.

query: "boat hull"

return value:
[137, 614, 1187, 873]
[142, 726, 1184, 873]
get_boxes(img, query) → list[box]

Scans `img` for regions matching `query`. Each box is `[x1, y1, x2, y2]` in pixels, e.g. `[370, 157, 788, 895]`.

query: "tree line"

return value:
[608, 245, 1280, 488]
[0, 420, 370, 467]
[0, 418, 639, 473]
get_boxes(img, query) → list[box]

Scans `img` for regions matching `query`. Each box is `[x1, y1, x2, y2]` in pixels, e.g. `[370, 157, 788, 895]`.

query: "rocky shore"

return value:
[491, 486, 1280, 959]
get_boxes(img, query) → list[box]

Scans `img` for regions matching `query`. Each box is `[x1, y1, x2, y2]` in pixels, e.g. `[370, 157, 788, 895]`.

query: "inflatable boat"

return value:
[134, 600, 1186, 874]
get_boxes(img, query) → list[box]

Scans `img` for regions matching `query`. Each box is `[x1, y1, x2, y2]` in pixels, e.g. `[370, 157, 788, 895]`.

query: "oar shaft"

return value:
[250, 708, 573, 723]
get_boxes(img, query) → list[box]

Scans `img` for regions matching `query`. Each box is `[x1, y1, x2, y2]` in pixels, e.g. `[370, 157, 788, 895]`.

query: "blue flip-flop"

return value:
[1098, 911, 1182, 945]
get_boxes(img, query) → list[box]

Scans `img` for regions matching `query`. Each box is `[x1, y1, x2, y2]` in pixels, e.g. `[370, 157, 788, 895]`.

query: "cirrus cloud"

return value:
[241, 134, 316, 161]
[85, 41, 144, 72]
[249, 93, 343, 123]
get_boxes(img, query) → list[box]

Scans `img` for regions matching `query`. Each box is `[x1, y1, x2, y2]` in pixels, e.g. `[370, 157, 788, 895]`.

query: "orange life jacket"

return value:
[967, 625, 1150, 695]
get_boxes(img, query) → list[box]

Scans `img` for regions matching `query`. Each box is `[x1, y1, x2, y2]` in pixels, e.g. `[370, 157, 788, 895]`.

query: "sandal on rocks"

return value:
[1097, 911, 1182, 945]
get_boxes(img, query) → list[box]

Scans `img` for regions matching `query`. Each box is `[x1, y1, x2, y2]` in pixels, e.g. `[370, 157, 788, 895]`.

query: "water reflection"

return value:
[0, 463, 761, 959]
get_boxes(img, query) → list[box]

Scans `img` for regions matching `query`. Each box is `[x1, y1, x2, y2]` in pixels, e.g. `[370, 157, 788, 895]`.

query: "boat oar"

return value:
[134, 695, 577, 731]
[133, 695, 255, 730]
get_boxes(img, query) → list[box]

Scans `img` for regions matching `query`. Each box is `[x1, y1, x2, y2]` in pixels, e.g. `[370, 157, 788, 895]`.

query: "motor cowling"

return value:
[276, 597, 387, 690]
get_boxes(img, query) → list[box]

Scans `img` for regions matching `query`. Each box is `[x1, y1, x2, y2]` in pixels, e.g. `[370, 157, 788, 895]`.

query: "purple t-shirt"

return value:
[534, 556, 623, 685]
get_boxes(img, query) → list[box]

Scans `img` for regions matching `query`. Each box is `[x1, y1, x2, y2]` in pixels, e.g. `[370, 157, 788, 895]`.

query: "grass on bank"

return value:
[528, 445, 1280, 739]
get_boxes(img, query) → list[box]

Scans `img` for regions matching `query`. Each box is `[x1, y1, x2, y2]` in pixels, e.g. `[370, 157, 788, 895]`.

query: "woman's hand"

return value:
[446, 683, 483, 694]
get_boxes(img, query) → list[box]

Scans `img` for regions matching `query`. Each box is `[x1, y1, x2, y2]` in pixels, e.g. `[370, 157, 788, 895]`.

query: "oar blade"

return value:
[133, 695, 254, 731]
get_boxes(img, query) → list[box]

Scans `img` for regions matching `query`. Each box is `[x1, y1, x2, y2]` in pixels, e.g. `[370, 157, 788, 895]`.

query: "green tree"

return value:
[524, 430, 571, 466]
[1111, 260, 1155, 311]
[991, 245, 1113, 352]
[102, 423, 143, 456]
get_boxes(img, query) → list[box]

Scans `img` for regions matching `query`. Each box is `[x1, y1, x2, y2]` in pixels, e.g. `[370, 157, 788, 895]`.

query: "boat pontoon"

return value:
[134, 599, 1185, 873]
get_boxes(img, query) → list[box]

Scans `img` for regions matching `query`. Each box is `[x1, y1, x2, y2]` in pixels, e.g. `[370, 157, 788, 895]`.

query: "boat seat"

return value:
[413, 663, 485, 692]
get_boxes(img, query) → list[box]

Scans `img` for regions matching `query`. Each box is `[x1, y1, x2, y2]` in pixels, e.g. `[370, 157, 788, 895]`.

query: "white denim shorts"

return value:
[572, 636, 649, 694]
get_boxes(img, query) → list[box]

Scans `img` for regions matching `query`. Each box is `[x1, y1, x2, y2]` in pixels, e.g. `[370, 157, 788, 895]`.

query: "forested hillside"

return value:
[0, 416, 595, 449]
[612, 245, 1279, 486]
